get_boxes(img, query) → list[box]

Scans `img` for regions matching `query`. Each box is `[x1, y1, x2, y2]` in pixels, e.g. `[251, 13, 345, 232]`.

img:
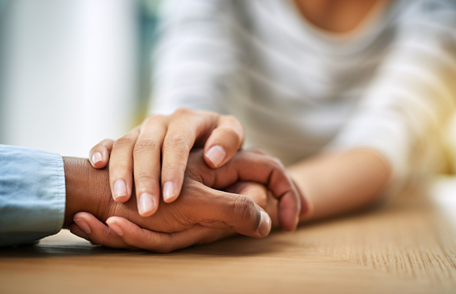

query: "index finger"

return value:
[160, 108, 218, 203]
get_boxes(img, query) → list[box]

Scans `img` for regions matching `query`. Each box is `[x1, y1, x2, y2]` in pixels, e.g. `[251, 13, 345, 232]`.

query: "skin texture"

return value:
[65, 149, 306, 252]
[90, 132, 304, 231]
[289, 149, 391, 222]
[71, 182, 280, 252]
[89, 108, 246, 217]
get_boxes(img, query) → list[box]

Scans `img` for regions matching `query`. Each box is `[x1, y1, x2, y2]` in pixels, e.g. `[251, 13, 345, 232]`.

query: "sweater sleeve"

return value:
[329, 0, 456, 188]
[149, 0, 243, 115]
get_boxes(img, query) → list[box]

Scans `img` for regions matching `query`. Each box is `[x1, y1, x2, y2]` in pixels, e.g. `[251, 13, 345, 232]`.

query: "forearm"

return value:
[288, 149, 391, 222]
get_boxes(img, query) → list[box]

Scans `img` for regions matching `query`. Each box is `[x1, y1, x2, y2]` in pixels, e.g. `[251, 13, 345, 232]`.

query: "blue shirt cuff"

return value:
[0, 145, 65, 247]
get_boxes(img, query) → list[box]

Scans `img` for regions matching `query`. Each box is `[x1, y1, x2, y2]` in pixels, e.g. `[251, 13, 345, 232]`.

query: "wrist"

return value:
[62, 157, 111, 228]
[288, 149, 390, 222]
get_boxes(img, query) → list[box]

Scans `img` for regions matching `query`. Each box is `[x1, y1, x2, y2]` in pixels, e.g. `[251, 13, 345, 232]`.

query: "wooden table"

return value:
[1, 177, 456, 294]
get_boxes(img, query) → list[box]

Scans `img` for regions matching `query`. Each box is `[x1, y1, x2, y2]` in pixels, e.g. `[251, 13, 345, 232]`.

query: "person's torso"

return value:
[230, 0, 402, 164]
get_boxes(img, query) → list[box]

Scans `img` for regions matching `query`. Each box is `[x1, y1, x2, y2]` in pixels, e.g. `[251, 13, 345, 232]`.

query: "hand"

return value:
[88, 108, 245, 217]
[68, 148, 307, 252]
[63, 152, 272, 242]
[96, 147, 304, 231]
[71, 182, 278, 252]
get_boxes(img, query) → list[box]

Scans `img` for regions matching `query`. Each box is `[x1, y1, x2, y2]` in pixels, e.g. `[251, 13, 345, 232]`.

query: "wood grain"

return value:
[1, 179, 456, 294]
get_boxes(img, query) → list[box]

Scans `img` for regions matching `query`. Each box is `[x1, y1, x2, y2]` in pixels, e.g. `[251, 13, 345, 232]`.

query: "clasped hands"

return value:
[67, 109, 312, 252]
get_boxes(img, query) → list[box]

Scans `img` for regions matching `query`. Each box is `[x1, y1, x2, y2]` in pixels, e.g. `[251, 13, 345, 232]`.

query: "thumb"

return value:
[189, 182, 272, 238]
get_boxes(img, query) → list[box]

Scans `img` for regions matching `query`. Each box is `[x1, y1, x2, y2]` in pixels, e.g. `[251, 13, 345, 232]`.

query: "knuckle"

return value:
[218, 126, 242, 146]
[223, 115, 244, 133]
[113, 136, 135, 149]
[144, 114, 167, 125]
[173, 107, 194, 118]
[265, 155, 284, 170]
[153, 235, 173, 253]
[224, 115, 242, 126]
[232, 195, 257, 223]
[219, 124, 239, 136]
[134, 138, 160, 153]
[164, 153, 189, 175]
[271, 156, 284, 168]
[134, 173, 156, 185]
[100, 138, 114, 146]
[164, 134, 191, 151]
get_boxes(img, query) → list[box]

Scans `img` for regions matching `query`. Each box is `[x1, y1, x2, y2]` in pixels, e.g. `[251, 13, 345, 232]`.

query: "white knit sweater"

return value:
[150, 0, 456, 187]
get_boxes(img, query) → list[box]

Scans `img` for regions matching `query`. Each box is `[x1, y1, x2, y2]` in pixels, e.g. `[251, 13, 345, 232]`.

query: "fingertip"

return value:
[277, 209, 296, 233]
[93, 161, 104, 169]
[73, 211, 90, 220]
[91, 152, 104, 168]
[106, 219, 124, 236]
[138, 193, 158, 217]
[106, 216, 121, 224]
[162, 181, 178, 203]
[277, 189, 301, 232]
[257, 210, 272, 237]
[74, 218, 92, 234]
[113, 179, 130, 203]
[205, 145, 226, 168]
[280, 213, 298, 232]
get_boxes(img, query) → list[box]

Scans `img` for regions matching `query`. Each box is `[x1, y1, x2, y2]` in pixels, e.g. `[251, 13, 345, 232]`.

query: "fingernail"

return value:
[258, 211, 271, 237]
[163, 181, 175, 202]
[91, 152, 102, 165]
[139, 193, 156, 216]
[107, 220, 123, 236]
[113, 180, 127, 201]
[74, 219, 91, 234]
[205, 145, 226, 167]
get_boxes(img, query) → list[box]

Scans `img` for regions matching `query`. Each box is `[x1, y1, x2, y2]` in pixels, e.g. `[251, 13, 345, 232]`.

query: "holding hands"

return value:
[89, 108, 246, 216]
[72, 109, 312, 252]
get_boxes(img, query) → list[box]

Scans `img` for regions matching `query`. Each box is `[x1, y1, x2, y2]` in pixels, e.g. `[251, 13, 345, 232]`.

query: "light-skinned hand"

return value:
[88, 108, 245, 217]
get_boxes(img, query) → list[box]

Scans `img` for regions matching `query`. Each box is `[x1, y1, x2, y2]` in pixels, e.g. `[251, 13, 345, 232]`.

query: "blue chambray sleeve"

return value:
[0, 145, 65, 247]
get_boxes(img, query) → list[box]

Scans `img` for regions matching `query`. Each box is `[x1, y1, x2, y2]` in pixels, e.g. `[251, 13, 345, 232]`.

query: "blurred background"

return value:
[0, 0, 160, 157]
[1, 0, 456, 174]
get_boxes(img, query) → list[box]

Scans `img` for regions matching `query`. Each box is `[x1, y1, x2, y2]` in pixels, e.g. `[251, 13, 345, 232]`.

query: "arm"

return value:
[292, 1, 456, 222]
[0, 144, 294, 249]
[289, 149, 390, 221]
